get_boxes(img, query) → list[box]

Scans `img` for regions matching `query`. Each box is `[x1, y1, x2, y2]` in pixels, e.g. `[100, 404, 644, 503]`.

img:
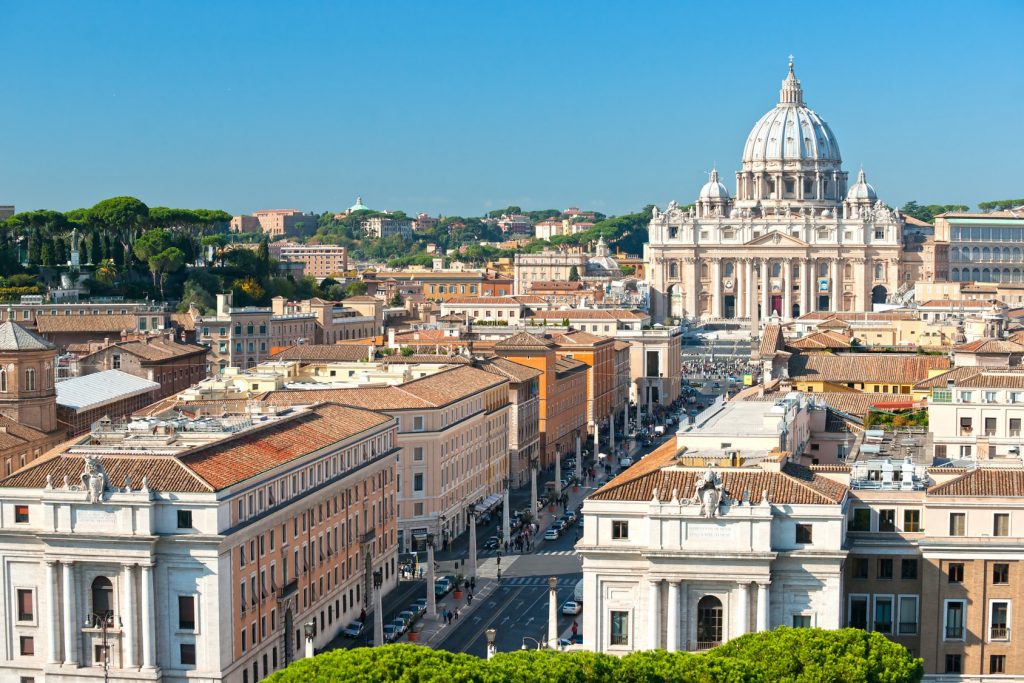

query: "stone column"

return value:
[123, 564, 136, 669]
[857, 258, 869, 312]
[783, 258, 793, 319]
[547, 577, 559, 648]
[835, 257, 845, 312]
[609, 414, 615, 456]
[735, 583, 749, 638]
[829, 259, 839, 312]
[760, 259, 770, 320]
[467, 509, 478, 580]
[666, 581, 680, 652]
[141, 563, 156, 669]
[745, 260, 755, 324]
[530, 462, 538, 521]
[46, 561, 60, 664]
[800, 259, 810, 316]
[711, 259, 723, 319]
[734, 259, 744, 318]
[61, 560, 77, 666]
[756, 583, 769, 632]
[685, 258, 699, 320]
[647, 579, 661, 650]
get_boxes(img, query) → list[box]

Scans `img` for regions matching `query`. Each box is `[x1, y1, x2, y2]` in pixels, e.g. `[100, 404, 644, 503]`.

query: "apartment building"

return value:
[549, 330, 619, 430]
[250, 209, 317, 239]
[478, 357, 542, 488]
[73, 334, 209, 400]
[0, 402, 399, 683]
[195, 294, 272, 373]
[361, 216, 412, 239]
[513, 250, 588, 295]
[270, 242, 348, 279]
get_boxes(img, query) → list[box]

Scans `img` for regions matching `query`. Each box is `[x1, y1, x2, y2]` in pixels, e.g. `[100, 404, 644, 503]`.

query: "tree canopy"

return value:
[265, 629, 922, 682]
[899, 201, 969, 224]
[978, 198, 1024, 212]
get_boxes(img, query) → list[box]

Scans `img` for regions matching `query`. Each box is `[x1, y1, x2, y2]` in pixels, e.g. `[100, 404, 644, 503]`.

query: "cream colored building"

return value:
[646, 61, 903, 326]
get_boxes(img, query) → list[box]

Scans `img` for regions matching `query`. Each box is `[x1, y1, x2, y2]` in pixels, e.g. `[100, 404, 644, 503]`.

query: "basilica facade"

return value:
[646, 61, 905, 326]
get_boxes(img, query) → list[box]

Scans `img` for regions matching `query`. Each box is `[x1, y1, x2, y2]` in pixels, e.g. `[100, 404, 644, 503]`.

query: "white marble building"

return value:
[645, 60, 904, 326]
[578, 397, 848, 653]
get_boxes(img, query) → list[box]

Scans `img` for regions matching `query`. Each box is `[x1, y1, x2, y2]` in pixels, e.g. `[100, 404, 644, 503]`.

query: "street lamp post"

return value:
[84, 612, 119, 683]
[554, 449, 562, 499]
[592, 421, 600, 463]
[485, 628, 497, 660]
[426, 533, 437, 619]
[609, 412, 615, 456]
[529, 457, 538, 523]
[521, 636, 544, 651]
[575, 431, 582, 483]
[502, 477, 511, 547]
[372, 569, 384, 646]
[467, 506, 478, 580]
[303, 620, 316, 658]
[547, 576, 559, 649]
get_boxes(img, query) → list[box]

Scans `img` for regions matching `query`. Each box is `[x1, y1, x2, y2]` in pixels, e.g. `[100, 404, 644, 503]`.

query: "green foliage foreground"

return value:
[265, 628, 922, 683]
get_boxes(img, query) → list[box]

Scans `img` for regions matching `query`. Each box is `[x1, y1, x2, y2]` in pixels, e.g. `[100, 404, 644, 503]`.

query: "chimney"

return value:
[216, 293, 230, 316]
[388, 328, 396, 349]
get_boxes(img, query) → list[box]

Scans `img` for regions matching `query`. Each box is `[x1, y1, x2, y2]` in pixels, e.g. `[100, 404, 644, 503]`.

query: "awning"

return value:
[474, 492, 503, 514]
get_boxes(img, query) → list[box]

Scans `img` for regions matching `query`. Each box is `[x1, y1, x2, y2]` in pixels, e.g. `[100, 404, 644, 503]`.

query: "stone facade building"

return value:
[646, 61, 904, 326]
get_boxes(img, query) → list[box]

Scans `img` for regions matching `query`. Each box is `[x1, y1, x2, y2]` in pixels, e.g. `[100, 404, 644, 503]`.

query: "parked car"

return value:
[413, 598, 427, 614]
[565, 510, 578, 523]
[544, 528, 560, 541]
[399, 610, 416, 628]
[483, 535, 500, 550]
[435, 578, 452, 597]
[564, 457, 576, 470]
[383, 624, 397, 643]
[342, 621, 364, 638]
[561, 599, 583, 615]
[619, 456, 633, 468]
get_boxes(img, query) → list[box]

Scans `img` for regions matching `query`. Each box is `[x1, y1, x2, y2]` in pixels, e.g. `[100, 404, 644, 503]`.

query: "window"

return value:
[612, 521, 629, 540]
[878, 509, 896, 532]
[898, 595, 919, 635]
[413, 474, 423, 492]
[949, 513, 966, 537]
[413, 447, 423, 461]
[16, 589, 33, 622]
[873, 596, 893, 633]
[877, 558, 893, 580]
[903, 510, 921, 533]
[91, 577, 113, 622]
[985, 417, 997, 436]
[795, 524, 813, 544]
[945, 654, 962, 674]
[848, 595, 868, 629]
[178, 595, 196, 630]
[901, 559, 918, 580]
[792, 614, 811, 628]
[177, 510, 193, 529]
[991, 655, 1006, 674]
[24, 369, 35, 391]
[852, 558, 869, 579]
[19, 636, 33, 656]
[944, 600, 966, 640]
[851, 508, 870, 531]
[412, 416, 424, 432]
[112, 354, 121, 369]
[610, 611, 629, 646]
[14, 505, 29, 523]
[1012, 418, 1022, 436]
[994, 513, 1010, 537]
[990, 601, 1010, 640]
[948, 563, 964, 583]
[180, 643, 196, 666]
[413, 503, 424, 516]
[993, 563, 1009, 584]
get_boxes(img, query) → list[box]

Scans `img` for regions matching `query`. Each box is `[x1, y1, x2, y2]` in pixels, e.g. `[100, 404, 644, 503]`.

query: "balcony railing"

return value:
[898, 622, 918, 635]
[874, 621, 892, 634]
[946, 625, 964, 639]
[991, 626, 1009, 641]
[690, 640, 721, 651]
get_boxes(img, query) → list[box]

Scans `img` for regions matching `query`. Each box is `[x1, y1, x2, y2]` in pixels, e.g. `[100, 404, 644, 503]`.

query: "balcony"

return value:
[991, 626, 1009, 641]
[898, 623, 918, 635]
[276, 579, 298, 600]
[874, 621, 892, 634]
[689, 641, 721, 651]
[946, 625, 964, 639]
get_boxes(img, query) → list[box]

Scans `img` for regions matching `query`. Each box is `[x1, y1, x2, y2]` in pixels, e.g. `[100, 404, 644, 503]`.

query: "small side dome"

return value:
[846, 169, 877, 202]
[698, 168, 730, 201]
[820, 208, 832, 218]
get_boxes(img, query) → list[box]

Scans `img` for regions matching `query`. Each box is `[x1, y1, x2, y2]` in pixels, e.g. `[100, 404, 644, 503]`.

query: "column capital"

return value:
[668, 579, 682, 587]
[60, 559, 74, 567]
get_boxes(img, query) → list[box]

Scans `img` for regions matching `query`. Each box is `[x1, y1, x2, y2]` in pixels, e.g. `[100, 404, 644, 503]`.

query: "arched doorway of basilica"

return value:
[667, 284, 685, 319]
[872, 285, 888, 305]
[792, 303, 800, 318]
[723, 295, 736, 318]
[696, 595, 723, 649]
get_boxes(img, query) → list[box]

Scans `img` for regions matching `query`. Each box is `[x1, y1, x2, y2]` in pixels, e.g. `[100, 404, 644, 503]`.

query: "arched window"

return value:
[0, 369, 6, 393]
[1014, 248, 1022, 261]
[972, 247, 981, 261]
[771, 262, 781, 277]
[951, 268, 960, 281]
[701, 263, 710, 280]
[246, 324, 254, 336]
[1014, 269, 1022, 283]
[697, 595, 723, 646]
[1004, 247, 1012, 262]
[874, 263, 884, 280]
[972, 268, 981, 281]
[1003, 268, 1011, 282]
[983, 247, 991, 261]
[669, 261, 679, 279]
[844, 263, 853, 279]
[91, 577, 114, 622]
[723, 262, 735, 277]
[24, 369, 35, 392]
[818, 261, 829, 277]
[982, 268, 991, 282]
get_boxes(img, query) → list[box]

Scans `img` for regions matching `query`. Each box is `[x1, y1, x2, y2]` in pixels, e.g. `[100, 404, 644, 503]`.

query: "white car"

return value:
[561, 599, 582, 615]
[544, 528, 560, 541]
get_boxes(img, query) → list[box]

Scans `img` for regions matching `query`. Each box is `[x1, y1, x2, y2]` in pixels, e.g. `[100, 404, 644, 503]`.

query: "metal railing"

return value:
[945, 625, 964, 639]
[991, 626, 1009, 641]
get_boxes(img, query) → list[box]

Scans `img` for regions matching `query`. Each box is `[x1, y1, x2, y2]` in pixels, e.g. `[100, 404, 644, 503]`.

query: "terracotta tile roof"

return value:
[478, 357, 543, 383]
[555, 357, 589, 376]
[809, 464, 852, 473]
[954, 338, 1024, 354]
[528, 281, 588, 292]
[265, 365, 506, 410]
[170, 312, 197, 331]
[591, 451, 847, 506]
[757, 324, 785, 357]
[912, 366, 982, 390]
[377, 354, 470, 365]
[1, 403, 393, 493]
[925, 368, 1024, 389]
[0, 416, 53, 451]
[527, 309, 647, 320]
[494, 332, 556, 350]
[80, 338, 207, 363]
[788, 353, 950, 385]
[34, 314, 138, 334]
[548, 330, 612, 346]
[135, 397, 256, 418]
[919, 299, 1002, 309]
[443, 296, 546, 305]
[788, 331, 852, 350]
[1009, 330, 1024, 345]
[272, 345, 372, 362]
[797, 311, 916, 322]
[613, 340, 631, 351]
[737, 390, 898, 418]
[928, 468, 1024, 497]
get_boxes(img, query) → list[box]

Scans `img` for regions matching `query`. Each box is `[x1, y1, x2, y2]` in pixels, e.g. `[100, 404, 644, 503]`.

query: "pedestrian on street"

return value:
[470, 577, 476, 590]
[572, 620, 578, 639]
[454, 609, 459, 621]
[468, 592, 473, 606]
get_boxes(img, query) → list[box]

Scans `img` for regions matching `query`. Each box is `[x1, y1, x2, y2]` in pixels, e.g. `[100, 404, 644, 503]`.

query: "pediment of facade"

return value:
[744, 230, 810, 247]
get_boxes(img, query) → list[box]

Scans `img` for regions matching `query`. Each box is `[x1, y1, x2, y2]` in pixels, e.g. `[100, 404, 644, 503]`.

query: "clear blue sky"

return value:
[2, 1, 1022, 218]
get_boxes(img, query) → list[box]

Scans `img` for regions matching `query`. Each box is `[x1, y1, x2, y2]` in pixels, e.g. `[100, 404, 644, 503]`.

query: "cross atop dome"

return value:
[779, 56, 803, 106]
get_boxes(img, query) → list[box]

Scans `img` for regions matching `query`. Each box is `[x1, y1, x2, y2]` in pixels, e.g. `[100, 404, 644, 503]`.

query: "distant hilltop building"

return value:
[0, 205, 13, 221]
[334, 195, 372, 219]
[646, 59, 903, 326]
[230, 208, 317, 239]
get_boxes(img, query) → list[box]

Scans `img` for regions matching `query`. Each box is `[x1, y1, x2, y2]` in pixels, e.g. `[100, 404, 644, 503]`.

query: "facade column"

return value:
[760, 259, 770, 320]
[829, 259, 839, 312]
[123, 564, 136, 669]
[734, 259, 745, 318]
[141, 563, 156, 669]
[783, 258, 793, 319]
[647, 579, 661, 650]
[61, 560, 77, 666]
[666, 581, 680, 652]
[800, 259, 810, 315]
[685, 258, 699, 320]
[593, 423, 599, 461]
[46, 561, 60, 664]
[835, 257, 845, 312]
[735, 583, 749, 638]
[745, 260, 755, 325]
[608, 414, 615, 456]
[857, 258, 870, 312]
[467, 509, 477, 580]
[711, 258, 723, 319]
[756, 583, 769, 632]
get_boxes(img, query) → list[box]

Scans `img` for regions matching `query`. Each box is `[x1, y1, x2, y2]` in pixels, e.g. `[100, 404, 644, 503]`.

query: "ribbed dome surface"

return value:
[846, 169, 877, 201]
[698, 169, 730, 200]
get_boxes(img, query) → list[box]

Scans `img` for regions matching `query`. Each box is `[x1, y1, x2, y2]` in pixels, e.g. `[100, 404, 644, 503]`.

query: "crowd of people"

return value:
[681, 358, 759, 379]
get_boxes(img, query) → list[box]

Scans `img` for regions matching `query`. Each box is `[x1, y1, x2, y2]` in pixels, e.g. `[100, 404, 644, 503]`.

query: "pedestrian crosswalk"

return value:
[536, 550, 577, 556]
[499, 576, 578, 587]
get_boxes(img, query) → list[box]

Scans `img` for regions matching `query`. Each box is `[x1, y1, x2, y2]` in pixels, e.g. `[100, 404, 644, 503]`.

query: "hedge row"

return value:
[265, 628, 923, 682]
